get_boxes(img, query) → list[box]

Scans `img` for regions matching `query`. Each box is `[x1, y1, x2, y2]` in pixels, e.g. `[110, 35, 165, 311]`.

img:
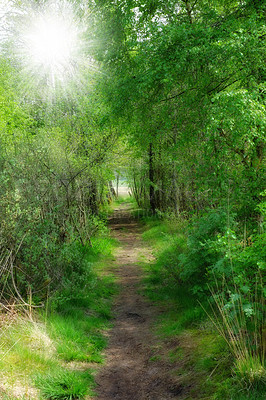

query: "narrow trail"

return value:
[95, 204, 185, 400]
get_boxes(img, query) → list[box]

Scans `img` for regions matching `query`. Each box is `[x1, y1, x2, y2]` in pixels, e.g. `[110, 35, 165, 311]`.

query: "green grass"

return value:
[34, 368, 95, 400]
[114, 194, 136, 204]
[46, 276, 116, 365]
[140, 215, 265, 400]
[48, 314, 107, 363]
[0, 229, 118, 399]
[141, 218, 206, 336]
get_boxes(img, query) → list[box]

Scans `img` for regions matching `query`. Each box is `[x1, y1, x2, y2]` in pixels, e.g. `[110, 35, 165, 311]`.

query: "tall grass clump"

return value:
[34, 369, 95, 400]
[206, 278, 265, 390]
[200, 203, 266, 392]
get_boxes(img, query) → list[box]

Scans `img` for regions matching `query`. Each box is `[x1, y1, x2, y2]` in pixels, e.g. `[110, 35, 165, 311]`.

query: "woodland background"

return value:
[0, 1, 265, 399]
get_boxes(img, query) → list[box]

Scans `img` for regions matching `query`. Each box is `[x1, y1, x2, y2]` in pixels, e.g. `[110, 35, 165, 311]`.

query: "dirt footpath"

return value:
[95, 204, 185, 400]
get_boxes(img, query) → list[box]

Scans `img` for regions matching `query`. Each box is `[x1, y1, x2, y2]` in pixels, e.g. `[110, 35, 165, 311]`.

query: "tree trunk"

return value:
[149, 142, 156, 214]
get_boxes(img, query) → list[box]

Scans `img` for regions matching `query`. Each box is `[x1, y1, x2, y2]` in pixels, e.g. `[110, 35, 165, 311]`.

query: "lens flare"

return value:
[23, 4, 81, 86]
[0, 0, 95, 98]
[27, 17, 76, 67]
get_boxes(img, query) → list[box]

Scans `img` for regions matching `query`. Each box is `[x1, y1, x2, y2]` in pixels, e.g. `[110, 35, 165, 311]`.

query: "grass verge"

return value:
[0, 230, 118, 399]
[140, 215, 265, 400]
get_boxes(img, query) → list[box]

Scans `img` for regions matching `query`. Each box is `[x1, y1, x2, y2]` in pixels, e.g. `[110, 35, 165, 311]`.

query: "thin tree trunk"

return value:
[149, 142, 156, 214]
[116, 174, 119, 197]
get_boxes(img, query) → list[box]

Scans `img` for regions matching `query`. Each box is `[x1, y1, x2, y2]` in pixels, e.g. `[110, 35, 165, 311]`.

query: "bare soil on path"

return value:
[95, 204, 186, 400]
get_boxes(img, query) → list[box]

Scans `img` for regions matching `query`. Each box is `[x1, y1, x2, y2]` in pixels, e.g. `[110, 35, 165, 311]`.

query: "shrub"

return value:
[177, 208, 233, 293]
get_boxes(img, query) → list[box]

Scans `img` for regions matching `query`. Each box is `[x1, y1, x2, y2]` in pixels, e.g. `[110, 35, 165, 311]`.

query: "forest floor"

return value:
[95, 203, 188, 400]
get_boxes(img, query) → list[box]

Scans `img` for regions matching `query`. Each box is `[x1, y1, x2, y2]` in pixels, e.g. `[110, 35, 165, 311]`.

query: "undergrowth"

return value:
[140, 212, 265, 400]
[0, 229, 118, 399]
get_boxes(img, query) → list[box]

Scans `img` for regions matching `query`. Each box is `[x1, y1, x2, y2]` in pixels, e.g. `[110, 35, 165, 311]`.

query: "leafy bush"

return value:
[143, 206, 265, 399]
[10, 219, 98, 303]
[164, 208, 232, 295]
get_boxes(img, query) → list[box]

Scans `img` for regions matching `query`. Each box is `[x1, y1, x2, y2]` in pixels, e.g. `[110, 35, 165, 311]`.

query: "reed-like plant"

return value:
[204, 275, 265, 389]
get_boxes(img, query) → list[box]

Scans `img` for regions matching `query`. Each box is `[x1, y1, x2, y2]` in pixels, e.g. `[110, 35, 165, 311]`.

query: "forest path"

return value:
[94, 203, 184, 400]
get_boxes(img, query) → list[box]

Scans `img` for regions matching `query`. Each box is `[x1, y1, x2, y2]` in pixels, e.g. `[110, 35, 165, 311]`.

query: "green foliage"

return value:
[142, 218, 206, 334]
[0, 62, 118, 304]
[0, 231, 117, 398]
[96, 0, 266, 221]
[145, 208, 265, 329]
[178, 209, 232, 291]
[142, 208, 265, 399]
[0, 1, 265, 399]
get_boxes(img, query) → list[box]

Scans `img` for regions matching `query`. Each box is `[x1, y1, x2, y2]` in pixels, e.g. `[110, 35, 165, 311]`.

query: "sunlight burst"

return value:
[24, 10, 79, 85]
[8, 0, 90, 90]
[27, 17, 76, 68]
[0, 0, 94, 97]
